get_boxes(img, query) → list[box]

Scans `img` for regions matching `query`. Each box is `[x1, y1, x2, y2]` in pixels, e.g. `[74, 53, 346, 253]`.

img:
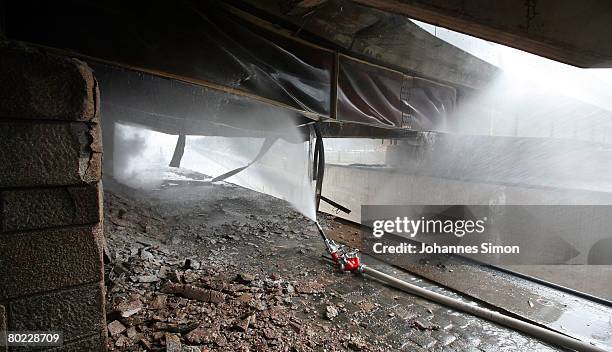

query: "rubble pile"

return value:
[103, 188, 376, 351]
[102, 180, 556, 352]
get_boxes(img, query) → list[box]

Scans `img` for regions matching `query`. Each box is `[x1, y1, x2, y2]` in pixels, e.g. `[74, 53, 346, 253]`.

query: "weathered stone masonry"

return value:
[0, 42, 107, 351]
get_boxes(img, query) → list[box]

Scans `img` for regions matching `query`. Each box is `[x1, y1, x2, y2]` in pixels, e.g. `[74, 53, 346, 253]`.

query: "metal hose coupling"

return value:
[315, 221, 362, 272]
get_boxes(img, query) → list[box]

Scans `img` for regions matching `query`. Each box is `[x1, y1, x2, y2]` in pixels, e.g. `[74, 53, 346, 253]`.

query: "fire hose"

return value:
[314, 221, 607, 352]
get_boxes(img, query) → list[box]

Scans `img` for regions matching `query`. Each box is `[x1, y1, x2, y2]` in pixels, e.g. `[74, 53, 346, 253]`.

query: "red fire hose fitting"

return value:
[342, 256, 361, 272]
[316, 221, 362, 272]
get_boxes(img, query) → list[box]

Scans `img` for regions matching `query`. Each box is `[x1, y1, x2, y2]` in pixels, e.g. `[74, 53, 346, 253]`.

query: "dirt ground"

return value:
[102, 175, 562, 351]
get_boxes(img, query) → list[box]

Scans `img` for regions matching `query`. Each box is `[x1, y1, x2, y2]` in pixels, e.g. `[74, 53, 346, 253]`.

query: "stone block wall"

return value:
[0, 42, 106, 351]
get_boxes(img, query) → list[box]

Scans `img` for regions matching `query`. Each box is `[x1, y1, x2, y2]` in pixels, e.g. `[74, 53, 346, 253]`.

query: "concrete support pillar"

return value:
[0, 42, 107, 351]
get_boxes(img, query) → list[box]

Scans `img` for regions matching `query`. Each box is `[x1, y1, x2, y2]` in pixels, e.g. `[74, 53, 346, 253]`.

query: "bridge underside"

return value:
[2, 1, 612, 351]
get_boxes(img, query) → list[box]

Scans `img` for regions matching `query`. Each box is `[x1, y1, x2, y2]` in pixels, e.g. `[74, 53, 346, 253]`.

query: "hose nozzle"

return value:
[314, 220, 362, 272]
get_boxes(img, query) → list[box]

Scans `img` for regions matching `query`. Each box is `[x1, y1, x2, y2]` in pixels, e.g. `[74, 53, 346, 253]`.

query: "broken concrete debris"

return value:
[236, 272, 255, 284]
[103, 183, 556, 351]
[326, 305, 339, 320]
[165, 332, 182, 352]
[234, 314, 255, 332]
[135, 274, 160, 283]
[162, 282, 226, 303]
[185, 326, 219, 344]
[412, 319, 441, 331]
[149, 294, 167, 310]
[103, 188, 386, 351]
[107, 320, 126, 336]
[114, 298, 143, 318]
[294, 280, 325, 294]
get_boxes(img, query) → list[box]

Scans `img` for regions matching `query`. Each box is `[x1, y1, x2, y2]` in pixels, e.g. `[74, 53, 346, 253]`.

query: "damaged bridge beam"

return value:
[349, 0, 612, 68]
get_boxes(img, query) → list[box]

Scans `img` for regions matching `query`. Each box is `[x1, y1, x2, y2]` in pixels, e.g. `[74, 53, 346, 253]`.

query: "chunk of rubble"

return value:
[149, 294, 167, 310]
[289, 321, 302, 333]
[294, 280, 325, 294]
[167, 269, 183, 283]
[107, 320, 126, 336]
[348, 336, 367, 350]
[139, 337, 152, 350]
[153, 321, 199, 334]
[263, 328, 279, 340]
[326, 305, 339, 320]
[182, 347, 201, 352]
[185, 326, 218, 344]
[136, 274, 160, 283]
[268, 306, 290, 326]
[182, 258, 201, 270]
[140, 249, 154, 261]
[235, 314, 255, 332]
[163, 282, 226, 303]
[249, 300, 267, 311]
[114, 335, 130, 348]
[183, 271, 200, 283]
[165, 333, 182, 352]
[125, 326, 138, 339]
[115, 299, 143, 318]
[236, 293, 253, 303]
[236, 272, 255, 284]
[412, 319, 440, 331]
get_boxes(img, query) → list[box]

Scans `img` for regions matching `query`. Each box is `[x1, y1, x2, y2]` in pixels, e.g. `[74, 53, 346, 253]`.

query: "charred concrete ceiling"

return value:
[2, 0, 611, 137]
[3, 1, 611, 89]
[228, 0, 498, 90]
[234, 0, 612, 69]
[1, 1, 474, 134]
